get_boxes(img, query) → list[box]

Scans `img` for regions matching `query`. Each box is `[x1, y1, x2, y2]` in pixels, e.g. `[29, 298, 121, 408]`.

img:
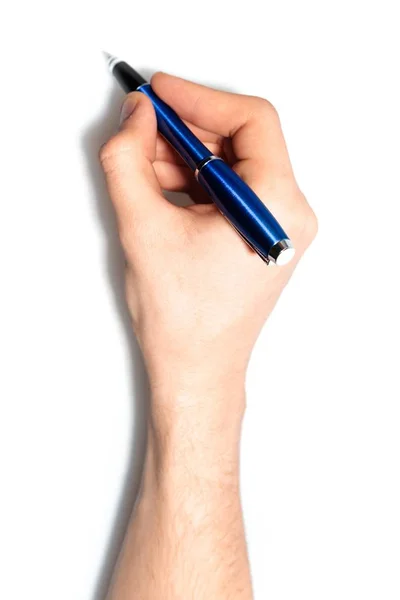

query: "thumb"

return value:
[99, 92, 170, 231]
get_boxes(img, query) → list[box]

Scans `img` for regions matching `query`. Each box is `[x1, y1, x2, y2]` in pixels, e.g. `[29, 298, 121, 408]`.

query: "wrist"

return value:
[143, 422, 241, 502]
[146, 378, 246, 483]
[149, 373, 246, 427]
[148, 363, 247, 410]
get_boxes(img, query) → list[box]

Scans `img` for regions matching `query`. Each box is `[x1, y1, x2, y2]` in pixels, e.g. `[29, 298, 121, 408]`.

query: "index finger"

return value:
[151, 72, 293, 177]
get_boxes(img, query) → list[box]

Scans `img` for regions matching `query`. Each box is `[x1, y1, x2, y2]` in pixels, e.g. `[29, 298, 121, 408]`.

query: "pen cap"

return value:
[197, 158, 294, 265]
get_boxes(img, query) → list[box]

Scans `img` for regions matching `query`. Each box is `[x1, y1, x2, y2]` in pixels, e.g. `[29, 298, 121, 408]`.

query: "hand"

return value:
[100, 73, 317, 415]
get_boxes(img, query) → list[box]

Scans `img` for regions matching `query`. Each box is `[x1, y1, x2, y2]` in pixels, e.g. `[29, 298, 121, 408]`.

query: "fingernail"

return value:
[119, 96, 138, 125]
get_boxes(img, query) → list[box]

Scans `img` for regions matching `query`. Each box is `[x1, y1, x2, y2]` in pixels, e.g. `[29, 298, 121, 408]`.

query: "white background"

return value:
[1, 2, 399, 599]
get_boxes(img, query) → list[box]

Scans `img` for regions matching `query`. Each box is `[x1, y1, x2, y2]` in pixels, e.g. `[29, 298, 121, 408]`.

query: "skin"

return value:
[100, 72, 317, 599]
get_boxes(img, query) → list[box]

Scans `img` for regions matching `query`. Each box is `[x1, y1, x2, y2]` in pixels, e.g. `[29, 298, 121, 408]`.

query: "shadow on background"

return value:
[82, 87, 149, 600]
[82, 78, 197, 599]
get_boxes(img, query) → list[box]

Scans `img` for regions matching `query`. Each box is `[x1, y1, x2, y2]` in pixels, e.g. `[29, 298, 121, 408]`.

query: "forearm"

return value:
[107, 382, 253, 600]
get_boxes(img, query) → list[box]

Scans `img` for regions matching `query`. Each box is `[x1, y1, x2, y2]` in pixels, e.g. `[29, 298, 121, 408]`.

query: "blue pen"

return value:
[105, 53, 295, 266]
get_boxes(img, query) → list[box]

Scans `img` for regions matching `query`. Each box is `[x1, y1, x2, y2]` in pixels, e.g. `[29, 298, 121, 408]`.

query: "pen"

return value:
[104, 53, 295, 266]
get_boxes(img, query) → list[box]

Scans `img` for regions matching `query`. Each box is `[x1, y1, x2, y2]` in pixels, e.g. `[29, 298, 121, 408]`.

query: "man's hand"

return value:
[100, 72, 317, 403]
[100, 73, 317, 599]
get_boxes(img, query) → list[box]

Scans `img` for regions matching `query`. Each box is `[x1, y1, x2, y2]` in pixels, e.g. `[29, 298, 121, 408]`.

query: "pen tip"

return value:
[102, 51, 121, 72]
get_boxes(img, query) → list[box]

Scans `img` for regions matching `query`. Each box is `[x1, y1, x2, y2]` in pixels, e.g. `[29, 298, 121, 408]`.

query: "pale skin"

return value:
[100, 72, 317, 599]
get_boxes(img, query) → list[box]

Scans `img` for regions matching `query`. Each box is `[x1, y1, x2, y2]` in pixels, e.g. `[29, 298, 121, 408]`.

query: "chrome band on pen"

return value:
[194, 155, 223, 180]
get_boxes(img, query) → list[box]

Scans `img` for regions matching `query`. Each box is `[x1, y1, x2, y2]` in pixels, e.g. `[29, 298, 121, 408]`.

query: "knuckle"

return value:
[99, 132, 131, 173]
[284, 192, 318, 246]
[99, 135, 122, 171]
[295, 197, 318, 244]
[304, 208, 319, 242]
[253, 96, 279, 121]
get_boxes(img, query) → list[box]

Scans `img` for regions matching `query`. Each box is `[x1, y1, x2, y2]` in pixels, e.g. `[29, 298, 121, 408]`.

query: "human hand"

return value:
[100, 73, 317, 415]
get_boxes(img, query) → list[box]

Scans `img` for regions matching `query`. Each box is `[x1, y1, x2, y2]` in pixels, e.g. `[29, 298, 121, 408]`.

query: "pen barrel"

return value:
[109, 59, 294, 264]
[138, 84, 211, 171]
[137, 83, 291, 263]
[197, 159, 289, 262]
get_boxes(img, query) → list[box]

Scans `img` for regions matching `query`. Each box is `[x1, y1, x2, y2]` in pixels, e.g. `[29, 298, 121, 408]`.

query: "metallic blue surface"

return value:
[198, 160, 287, 260]
[137, 83, 290, 261]
[138, 84, 211, 171]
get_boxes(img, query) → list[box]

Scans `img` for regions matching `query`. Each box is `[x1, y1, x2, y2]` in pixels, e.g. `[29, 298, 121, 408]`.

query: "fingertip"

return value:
[119, 91, 155, 128]
[150, 71, 187, 100]
[119, 91, 140, 123]
[150, 71, 172, 87]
